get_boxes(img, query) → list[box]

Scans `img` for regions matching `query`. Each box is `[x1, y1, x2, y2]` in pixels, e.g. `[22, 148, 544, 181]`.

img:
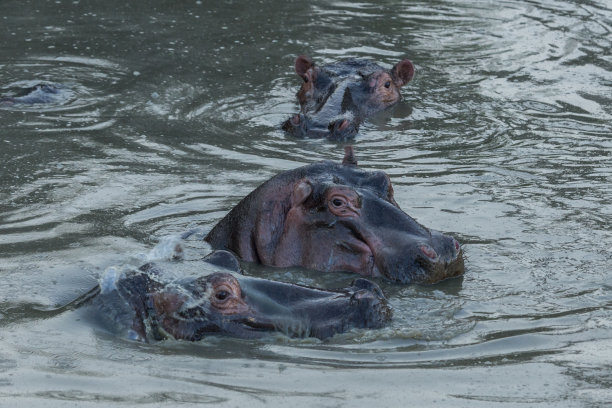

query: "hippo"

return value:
[282, 55, 415, 139]
[206, 147, 464, 284]
[0, 83, 65, 106]
[92, 251, 391, 341]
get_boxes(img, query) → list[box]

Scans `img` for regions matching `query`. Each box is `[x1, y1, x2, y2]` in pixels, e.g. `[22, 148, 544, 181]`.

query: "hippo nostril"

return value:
[291, 114, 301, 125]
[329, 119, 351, 133]
[420, 245, 438, 260]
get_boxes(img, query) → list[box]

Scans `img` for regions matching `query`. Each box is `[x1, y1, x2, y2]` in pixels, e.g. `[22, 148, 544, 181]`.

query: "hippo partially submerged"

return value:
[0, 83, 65, 106]
[283, 55, 415, 139]
[206, 147, 464, 284]
[93, 251, 391, 341]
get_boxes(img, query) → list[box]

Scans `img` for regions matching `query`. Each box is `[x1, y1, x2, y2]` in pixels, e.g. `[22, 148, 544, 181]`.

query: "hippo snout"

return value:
[418, 236, 462, 262]
[374, 230, 464, 284]
[350, 278, 385, 300]
[282, 113, 306, 137]
[347, 278, 391, 327]
[282, 113, 359, 140]
[328, 118, 359, 140]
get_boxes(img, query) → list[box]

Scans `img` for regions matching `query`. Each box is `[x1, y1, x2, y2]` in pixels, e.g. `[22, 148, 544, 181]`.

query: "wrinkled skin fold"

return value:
[92, 255, 391, 341]
[283, 55, 415, 139]
[206, 147, 465, 284]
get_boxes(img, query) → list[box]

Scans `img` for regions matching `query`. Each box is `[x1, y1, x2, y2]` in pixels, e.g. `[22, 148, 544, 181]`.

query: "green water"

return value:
[1, 0, 611, 406]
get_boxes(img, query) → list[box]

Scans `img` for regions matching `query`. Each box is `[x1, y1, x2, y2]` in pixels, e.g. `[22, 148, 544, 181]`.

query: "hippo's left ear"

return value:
[254, 179, 312, 265]
[295, 55, 315, 82]
[291, 179, 313, 206]
[391, 59, 415, 87]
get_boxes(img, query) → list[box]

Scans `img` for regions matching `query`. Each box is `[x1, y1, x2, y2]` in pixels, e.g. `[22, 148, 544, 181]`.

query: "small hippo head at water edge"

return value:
[93, 251, 391, 341]
[0, 83, 66, 106]
[282, 55, 415, 139]
[206, 147, 464, 284]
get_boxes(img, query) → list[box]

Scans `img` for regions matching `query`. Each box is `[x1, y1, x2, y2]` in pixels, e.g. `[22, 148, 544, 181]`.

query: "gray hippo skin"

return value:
[206, 147, 464, 284]
[283, 55, 414, 139]
[0, 83, 64, 106]
[93, 251, 391, 341]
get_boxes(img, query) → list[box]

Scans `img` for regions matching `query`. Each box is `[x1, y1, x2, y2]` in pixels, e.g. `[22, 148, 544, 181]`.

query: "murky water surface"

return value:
[1, 0, 611, 406]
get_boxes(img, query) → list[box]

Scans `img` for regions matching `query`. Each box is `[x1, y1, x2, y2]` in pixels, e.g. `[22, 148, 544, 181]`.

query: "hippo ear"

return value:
[254, 179, 312, 265]
[291, 179, 313, 206]
[295, 55, 314, 82]
[342, 145, 358, 166]
[391, 59, 415, 87]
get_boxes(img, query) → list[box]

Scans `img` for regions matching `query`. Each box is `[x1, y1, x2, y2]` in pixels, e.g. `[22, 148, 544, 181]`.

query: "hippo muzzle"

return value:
[282, 112, 360, 140]
[336, 193, 464, 284]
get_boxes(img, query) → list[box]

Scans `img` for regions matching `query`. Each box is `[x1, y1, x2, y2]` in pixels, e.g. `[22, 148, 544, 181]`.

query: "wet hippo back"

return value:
[0, 83, 68, 106]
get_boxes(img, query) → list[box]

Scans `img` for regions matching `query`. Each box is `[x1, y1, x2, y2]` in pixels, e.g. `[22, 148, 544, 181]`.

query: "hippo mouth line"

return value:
[235, 317, 277, 331]
[399, 247, 465, 284]
[236, 316, 317, 335]
[235, 317, 314, 338]
[419, 248, 465, 280]
[336, 221, 381, 278]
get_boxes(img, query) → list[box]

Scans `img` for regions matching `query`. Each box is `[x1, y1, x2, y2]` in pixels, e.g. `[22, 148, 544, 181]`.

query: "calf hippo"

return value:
[93, 251, 391, 341]
[282, 55, 415, 139]
[206, 147, 464, 284]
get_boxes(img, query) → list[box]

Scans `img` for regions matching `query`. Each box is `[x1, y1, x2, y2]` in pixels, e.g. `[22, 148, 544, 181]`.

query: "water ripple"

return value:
[0, 56, 126, 132]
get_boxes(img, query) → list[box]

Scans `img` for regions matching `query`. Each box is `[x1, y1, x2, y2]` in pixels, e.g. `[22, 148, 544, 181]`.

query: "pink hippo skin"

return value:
[206, 147, 464, 284]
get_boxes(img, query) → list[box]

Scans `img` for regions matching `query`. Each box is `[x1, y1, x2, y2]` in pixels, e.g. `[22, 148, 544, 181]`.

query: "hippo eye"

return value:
[215, 290, 230, 301]
[331, 198, 345, 207]
[328, 192, 360, 217]
[384, 81, 391, 88]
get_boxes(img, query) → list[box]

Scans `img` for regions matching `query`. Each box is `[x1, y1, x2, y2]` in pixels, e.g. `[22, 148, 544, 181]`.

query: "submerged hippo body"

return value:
[206, 148, 464, 284]
[0, 83, 65, 106]
[283, 55, 415, 139]
[93, 251, 390, 341]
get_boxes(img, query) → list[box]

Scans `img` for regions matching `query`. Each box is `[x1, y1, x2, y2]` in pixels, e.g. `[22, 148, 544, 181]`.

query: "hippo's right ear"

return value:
[295, 55, 315, 82]
[391, 59, 415, 87]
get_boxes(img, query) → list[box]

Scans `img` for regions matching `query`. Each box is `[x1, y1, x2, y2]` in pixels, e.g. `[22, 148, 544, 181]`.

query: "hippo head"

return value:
[283, 55, 415, 139]
[0, 83, 64, 106]
[110, 260, 390, 341]
[206, 148, 464, 284]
